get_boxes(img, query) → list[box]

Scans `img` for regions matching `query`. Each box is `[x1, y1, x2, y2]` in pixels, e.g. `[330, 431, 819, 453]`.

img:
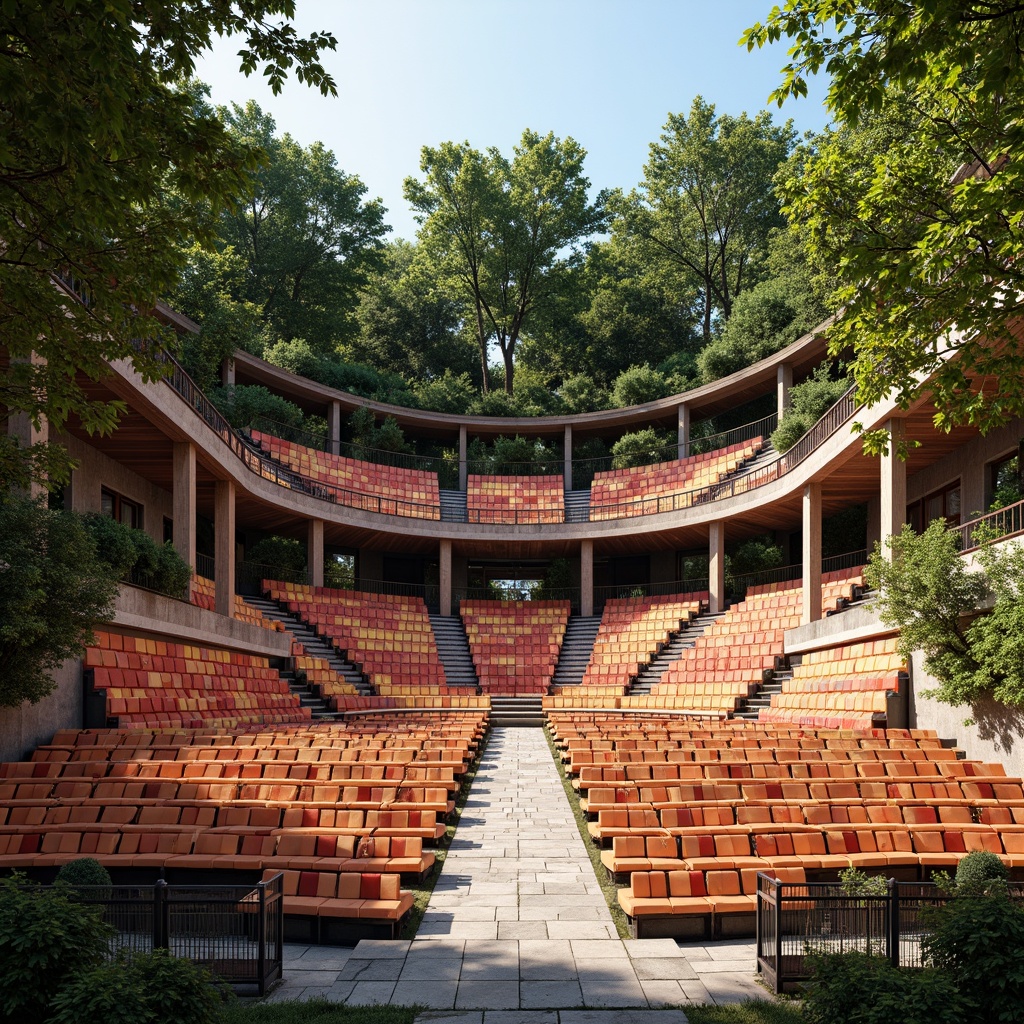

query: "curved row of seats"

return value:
[589, 439, 763, 520]
[264, 582, 447, 692]
[84, 631, 309, 728]
[759, 636, 905, 730]
[467, 474, 564, 524]
[190, 575, 284, 631]
[461, 599, 570, 695]
[546, 711, 1022, 938]
[251, 431, 441, 521]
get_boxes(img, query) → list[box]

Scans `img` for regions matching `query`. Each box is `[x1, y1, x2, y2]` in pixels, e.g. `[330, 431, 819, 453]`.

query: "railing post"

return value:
[153, 879, 169, 950]
[257, 879, 268, 996]
[774, 879, 784, 994]
[888, 878, 899, 967]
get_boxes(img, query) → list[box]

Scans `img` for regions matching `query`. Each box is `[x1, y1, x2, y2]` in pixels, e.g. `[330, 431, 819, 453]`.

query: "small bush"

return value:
[922, 887, 1024, 1022]
[610, 428, 673, 469]
[954, 849, 1009, 894]
[55, 857, 113, 893]
[802, 950, 968, 1024]
[48, 948, 227, 1024]
[0, 873, 114, 1020]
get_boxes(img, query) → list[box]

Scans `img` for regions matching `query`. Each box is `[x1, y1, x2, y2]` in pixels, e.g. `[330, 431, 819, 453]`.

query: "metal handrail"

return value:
[152, 346, 861, 525]
[953, 497, 1024, 552]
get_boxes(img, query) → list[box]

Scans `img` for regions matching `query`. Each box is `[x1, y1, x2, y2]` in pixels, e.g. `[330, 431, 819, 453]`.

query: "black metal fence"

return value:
[72, 877, 283, 995]
[756, 875, 1024, 993]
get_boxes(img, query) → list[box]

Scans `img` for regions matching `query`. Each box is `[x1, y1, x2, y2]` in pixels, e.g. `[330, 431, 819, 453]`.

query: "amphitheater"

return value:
[2, 299, 1023, 1013]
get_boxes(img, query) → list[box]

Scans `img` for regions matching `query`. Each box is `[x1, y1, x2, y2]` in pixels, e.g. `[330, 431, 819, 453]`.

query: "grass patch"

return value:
[542, 723, 632, 939]
[401, 727, 487, 937]
[684, 999, 803, 1024]
[221, 999, 420, 1024]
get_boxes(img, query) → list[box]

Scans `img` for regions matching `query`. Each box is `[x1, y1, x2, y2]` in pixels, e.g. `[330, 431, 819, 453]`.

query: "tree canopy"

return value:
[404, 130, 608, 394]
[745, 1, 1024, 447]
[0, 0, 337, 486]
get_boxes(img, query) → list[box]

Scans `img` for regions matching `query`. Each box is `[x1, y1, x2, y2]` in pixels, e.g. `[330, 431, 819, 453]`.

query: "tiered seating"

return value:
[571, 592, 708, 694]
[0, 713, 489, 940]
[466, 474, 565, 524]
[589, 439, 762, 520]
[545, 711, 1024, 938]
[190, 575, 283, 631]
[250, 430, 440, 520]
[264, 582, 446, 692]
[290, 639, 359, 702]
[760, 636, 907, 729]
[461, 599, 570, 695]
[84, 631, 309, 727]
[647, 582, 802, 712]
[821, 567, 865, 614]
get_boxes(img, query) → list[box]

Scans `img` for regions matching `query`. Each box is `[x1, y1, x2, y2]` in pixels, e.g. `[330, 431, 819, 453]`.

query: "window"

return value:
[908, 480, 961, 531]
[101, 488, 142, 530]
[987, 450, 1022, 510]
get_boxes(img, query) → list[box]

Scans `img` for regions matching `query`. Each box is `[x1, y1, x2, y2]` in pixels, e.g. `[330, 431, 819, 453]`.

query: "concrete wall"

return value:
[62, 432, 173, 545]
[907, 416, 1023, 518]
[0, 659, 81, 763]
[910, 650, 1024, 777]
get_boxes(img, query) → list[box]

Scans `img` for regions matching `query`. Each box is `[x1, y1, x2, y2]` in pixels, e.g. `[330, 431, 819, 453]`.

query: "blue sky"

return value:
[194, 0, 831, 241]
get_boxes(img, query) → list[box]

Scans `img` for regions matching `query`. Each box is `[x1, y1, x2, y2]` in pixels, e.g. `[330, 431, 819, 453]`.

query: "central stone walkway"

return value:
[271, 726, 767, 1012]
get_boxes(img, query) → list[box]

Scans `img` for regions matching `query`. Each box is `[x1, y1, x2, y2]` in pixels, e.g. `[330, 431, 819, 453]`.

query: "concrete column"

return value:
[439, 539, 452, 616]
[458, 425, 468, 491]
[580, 539, 594, 617]
[7, 353, 48, 499]
[328, 401, 342, 456]
[677, 403, 690, 459]
[563, 425, 573, 488]
[802, 481, 823, 625]
[777, 363, 793, 419]
[709, 522, 725, 614]
[221, 357, 235, 387]
[171, 442, 196, 571]
[880, 419, 908, 560]
[307, 519, 324, 588]
[214, 480, 236, 618]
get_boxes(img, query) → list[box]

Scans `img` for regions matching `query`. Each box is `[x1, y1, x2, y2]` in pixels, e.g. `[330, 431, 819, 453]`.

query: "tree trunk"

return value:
[475, 302, 489, 393]
[503, 345, 515, 394]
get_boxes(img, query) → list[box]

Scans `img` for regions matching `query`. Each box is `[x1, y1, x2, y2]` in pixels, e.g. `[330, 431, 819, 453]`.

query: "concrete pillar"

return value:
[307, 519, 324, 588]
[214, 480, 235, 618]
[458, 425, 468, 491]
[777, 363, 793, 419]
[880, 419, 908, 561]
[709, 522, 725, 614]
[439, 539, 452, 616]
[172, 442, 196, 571]
[221, 357, 235, 387]
[802, 481, 823, 625]
[7, 354, 48, 499]
[677, 403, 690, 459]
[580, 539, 594, 617]
[563, 425, 573, 488]
[328, 400, 342, 456]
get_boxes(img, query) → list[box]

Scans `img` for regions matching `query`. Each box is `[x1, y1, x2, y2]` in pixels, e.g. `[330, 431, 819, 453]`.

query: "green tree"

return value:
[614, 97, 795, 346]
[404, 130, 608, 394]
[0, 498, 122, 706]
[0, 1, 337, 488]
[770, 364, 851, 452]
[610, 365, 674, 408]
[745, 2, 1024, 445]
[215, 100, 388, 353]
[347, 240, 478, 386]
[610, 428, 674, 470]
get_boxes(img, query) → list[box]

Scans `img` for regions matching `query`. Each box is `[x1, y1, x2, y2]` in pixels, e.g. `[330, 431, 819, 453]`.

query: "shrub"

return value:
[610, 363, 671, 407]
[610, 428, 672, 469]
[81, 513, 139, 578]
[246, 535, 306, 581]
[55, 857, 113, 894]
[210, 383, 307, 439]
[48, 948, 227, 1024]
[770, 364, 851, 453]
[802, 950, 967, 1024]
[922, 887, 1024, 1023]
[954, 849, 1009, 895]
[0, 873, 114, 1020]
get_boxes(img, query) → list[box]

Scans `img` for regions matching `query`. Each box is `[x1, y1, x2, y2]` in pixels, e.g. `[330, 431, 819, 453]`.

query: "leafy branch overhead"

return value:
[745, 1, 1024, 441]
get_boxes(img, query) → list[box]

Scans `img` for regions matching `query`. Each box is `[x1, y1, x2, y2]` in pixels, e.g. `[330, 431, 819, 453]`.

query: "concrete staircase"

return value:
[734, 667, 789, 721]
[564, 489, 591, 523]
[243, 596, 372, 697]
[629, 609, 725, 695]
[429, 614, 479, 690]
[551, 614, 601, 687]
[488, 696, 544, 727]
[439, 489, 468, 523]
